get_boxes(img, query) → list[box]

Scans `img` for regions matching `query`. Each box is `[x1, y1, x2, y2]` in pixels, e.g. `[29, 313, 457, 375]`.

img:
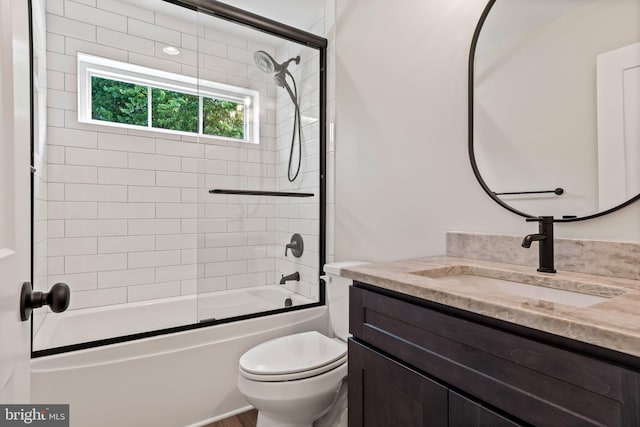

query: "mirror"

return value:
[470, 0, 640, 221]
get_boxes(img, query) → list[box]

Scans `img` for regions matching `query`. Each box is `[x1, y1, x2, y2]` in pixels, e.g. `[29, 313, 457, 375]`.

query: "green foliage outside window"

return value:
[90, 77, 246, 140]
[203, 98, 244, 139]
[151, 88, 199, 133]
[91, 76, 148, 126]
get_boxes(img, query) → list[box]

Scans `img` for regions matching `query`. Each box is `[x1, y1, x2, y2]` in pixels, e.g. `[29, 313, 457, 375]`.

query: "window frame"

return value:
[77, 53, 260, 144]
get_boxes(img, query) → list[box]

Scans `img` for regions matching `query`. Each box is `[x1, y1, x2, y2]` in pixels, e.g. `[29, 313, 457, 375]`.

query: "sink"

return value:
[411, 265, 625, 308]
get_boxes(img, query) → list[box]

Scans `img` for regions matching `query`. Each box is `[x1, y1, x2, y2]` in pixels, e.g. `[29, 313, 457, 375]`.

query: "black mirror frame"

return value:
[468, 0, 640, 223]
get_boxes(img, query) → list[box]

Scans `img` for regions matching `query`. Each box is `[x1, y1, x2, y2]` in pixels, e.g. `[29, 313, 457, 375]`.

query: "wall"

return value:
[334, 0, 640, 264]
[42, 0, 287, 311]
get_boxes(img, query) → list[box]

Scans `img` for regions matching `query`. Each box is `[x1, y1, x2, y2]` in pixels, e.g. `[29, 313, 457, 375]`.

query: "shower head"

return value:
[254, 50, 277, 73]
[255, 51, 301, 89]
[254, 50, 301, 75]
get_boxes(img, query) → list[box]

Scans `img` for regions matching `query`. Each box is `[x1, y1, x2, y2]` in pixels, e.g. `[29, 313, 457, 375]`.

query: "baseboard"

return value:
[185, 405, 255, 427]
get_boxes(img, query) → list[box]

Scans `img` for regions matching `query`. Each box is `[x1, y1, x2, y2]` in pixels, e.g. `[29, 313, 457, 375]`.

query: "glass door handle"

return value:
[20, 282, 70, 321]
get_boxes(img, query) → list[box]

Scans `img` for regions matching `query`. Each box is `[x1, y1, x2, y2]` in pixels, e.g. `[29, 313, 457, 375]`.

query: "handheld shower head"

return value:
[274, 71, 287, 88]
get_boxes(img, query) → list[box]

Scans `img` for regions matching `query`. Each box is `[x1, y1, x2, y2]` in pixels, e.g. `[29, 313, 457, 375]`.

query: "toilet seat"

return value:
[239, 331, 347, 382]
[239, 354, 347, 381]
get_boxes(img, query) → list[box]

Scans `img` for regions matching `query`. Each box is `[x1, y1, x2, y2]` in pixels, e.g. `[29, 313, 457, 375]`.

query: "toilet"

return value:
[237, 262, 366, 427]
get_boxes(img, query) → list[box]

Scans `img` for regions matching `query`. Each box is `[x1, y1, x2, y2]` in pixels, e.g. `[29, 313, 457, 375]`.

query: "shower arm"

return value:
[280, 57, 299, 70]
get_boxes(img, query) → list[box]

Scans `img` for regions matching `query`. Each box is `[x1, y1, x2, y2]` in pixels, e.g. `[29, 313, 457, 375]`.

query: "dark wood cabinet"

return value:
[448, 392, 521, 427]
[348, 284, 640, 427]
[349, 340, 448, 427]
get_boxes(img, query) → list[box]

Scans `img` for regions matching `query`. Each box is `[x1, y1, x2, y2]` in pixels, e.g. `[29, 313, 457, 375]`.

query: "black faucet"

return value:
[280, 272, 300, 284]
[521, 216, 556, 273]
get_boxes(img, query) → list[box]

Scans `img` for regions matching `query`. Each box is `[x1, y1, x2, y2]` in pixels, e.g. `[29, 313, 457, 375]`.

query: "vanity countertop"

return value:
[342, 256, 640, 358]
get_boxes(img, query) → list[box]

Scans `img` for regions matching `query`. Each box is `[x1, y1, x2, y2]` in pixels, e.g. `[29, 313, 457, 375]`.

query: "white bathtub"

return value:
[34, 285, 313, 350]
[31, 288, 328, 427]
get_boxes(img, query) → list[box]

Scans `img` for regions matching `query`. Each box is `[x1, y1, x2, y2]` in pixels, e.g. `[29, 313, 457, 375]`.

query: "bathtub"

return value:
[34, 285, 313, 350]
[31, 287, 328, 427]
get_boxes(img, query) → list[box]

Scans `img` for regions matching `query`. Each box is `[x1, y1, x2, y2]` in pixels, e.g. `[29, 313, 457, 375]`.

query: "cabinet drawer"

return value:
[350, 285, 639, 426]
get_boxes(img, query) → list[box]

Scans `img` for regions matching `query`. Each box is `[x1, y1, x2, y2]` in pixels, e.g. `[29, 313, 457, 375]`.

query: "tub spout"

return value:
[280, 272, 300, 285]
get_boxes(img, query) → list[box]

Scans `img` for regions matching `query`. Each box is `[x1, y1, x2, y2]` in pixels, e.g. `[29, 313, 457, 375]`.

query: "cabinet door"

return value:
[449, 392, 523, 427]
[349, 339, 448, 427]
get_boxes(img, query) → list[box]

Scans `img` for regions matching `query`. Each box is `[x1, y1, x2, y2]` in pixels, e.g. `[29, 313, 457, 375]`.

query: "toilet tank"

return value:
[324, 262, 368, 341]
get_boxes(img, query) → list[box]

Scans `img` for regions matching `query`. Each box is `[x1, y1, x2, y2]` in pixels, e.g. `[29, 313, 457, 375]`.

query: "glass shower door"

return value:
[30, 0, 326, 355]
[195, 10, 323, 323]
[32, 0, 202, 353]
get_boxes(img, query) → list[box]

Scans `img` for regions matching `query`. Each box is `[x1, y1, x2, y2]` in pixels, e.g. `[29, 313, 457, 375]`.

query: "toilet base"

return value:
[238, 361, 347, 427]
[255, 409, 347, 427]
[254, 378, 348, 427]
[314, 378, 348, 427]
[256, 412, 311, 427]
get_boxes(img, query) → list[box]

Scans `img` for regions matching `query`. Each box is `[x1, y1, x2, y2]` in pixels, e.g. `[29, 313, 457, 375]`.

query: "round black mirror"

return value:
[469, 0, 640, 222]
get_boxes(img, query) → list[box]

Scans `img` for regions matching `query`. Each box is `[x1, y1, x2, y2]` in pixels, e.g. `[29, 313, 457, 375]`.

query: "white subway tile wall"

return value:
[41, 0, 328, 313]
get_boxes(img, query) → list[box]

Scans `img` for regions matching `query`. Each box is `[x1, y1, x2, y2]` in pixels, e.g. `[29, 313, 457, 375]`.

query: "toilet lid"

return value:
[239, 354, 347, 382]
[239, 331, 347, 376]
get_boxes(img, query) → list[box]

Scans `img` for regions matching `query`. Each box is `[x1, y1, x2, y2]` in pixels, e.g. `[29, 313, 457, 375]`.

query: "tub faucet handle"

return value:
[285, 233, 304, 257]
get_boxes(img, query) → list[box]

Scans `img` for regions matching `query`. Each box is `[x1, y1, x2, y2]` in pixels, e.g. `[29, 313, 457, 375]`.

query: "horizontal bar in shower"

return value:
[494, 188, 564, 196]
[209, 189, 315, 197]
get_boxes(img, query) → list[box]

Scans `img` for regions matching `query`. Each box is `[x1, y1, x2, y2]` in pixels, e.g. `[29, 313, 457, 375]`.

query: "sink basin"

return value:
[412, 265, 625, 308]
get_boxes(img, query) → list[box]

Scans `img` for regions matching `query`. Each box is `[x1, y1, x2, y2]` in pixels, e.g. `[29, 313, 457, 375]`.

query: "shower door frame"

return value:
[31, 0, 328, 358]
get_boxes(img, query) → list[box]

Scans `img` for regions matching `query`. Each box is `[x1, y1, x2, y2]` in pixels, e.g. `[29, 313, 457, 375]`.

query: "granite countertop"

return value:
[341, 256, 640, 357]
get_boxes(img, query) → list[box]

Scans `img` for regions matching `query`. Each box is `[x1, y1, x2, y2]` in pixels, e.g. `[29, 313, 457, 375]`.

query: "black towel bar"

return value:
[209, 189, 314, 197]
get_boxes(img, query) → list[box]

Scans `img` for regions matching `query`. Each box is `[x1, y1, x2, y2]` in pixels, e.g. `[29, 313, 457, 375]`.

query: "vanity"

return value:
[343, 258, 640, 426]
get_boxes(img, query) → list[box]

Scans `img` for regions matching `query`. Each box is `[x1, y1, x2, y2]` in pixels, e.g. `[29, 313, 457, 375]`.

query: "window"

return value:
[78, 53, 259, 143]
[91, 77, 148, 126]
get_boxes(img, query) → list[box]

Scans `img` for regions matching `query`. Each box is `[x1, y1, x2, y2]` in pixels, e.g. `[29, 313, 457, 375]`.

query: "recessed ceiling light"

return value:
[162, 46, 180, 56]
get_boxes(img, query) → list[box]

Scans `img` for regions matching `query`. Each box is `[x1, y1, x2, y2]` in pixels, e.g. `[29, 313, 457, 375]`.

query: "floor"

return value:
[204, 410, 258, 427]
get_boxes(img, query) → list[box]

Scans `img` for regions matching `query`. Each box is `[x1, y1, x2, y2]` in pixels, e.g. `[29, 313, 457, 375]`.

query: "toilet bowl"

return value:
[237, 262, 366, 427]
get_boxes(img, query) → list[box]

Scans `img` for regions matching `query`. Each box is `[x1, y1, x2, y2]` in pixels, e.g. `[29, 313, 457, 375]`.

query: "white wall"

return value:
[334, 0, 640, 264]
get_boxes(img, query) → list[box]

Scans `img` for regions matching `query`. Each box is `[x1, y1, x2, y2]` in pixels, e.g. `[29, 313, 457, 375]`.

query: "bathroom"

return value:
[1, 0, 639, 426]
